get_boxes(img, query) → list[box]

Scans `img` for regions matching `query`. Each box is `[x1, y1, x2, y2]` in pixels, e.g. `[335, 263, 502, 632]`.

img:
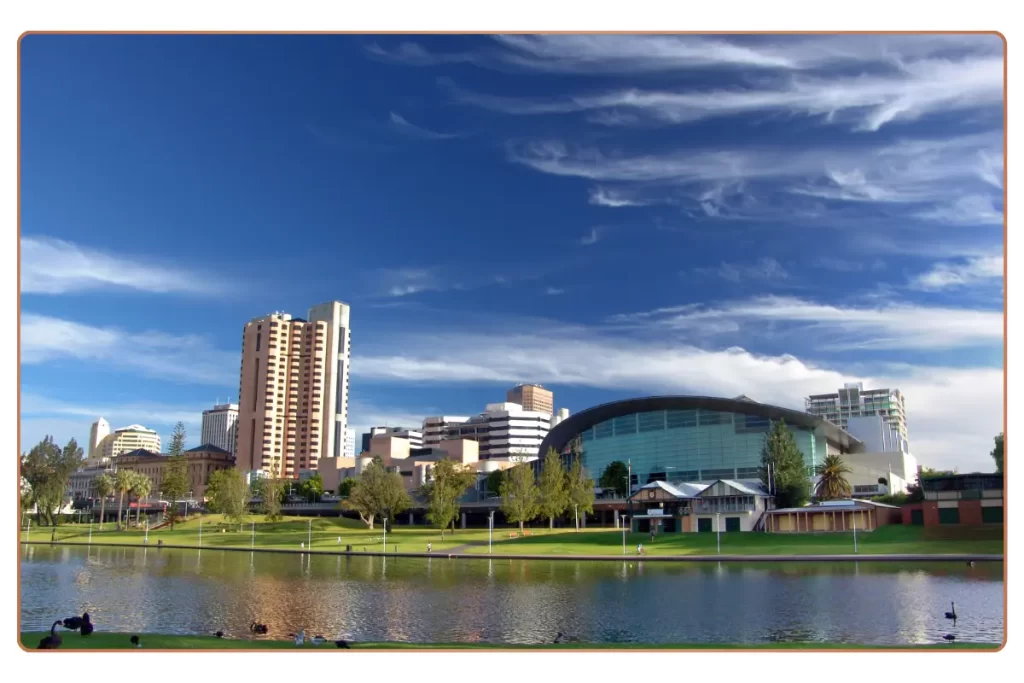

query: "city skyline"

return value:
[19, 34, 1004, 472]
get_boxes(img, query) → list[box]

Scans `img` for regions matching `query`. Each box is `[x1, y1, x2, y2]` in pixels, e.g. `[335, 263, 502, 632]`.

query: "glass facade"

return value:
[578, 408, 826, 485]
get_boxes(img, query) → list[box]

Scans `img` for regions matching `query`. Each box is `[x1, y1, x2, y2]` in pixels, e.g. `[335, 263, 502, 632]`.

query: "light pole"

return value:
[88, 519, 93, 544]
[489, 511, 494, 554]
[621, 516, 627, 555]
[199, 519, 203, 547]
[144, 519, 149, 545]
[251, 521, 255, 549]
[574, 503, 579, 532]
[716, 512, 721, 556]
[308, 519, 312, 550]
[383, 517, 388, 554]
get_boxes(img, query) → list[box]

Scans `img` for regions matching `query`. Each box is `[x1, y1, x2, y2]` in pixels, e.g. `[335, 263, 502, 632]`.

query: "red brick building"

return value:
[901, 473, 1003, 526]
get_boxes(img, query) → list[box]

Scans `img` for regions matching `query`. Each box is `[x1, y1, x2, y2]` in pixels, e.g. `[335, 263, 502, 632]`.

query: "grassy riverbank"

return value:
[19, 631, 1000, 650]
[20, 516, 1004, 557]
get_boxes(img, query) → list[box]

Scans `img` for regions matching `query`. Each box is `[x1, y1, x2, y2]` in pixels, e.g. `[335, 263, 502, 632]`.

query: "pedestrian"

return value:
[427, 542, 432, 553]
[636, 542, 642, 555]
[650, 529, 655, 542]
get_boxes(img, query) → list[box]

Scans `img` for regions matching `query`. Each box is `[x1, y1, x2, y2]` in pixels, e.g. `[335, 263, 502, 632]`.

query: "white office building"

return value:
[422, 416, 470, 447]
[364, 426, 423, 450]
[443, 402, 551, 459]
[201, 403, 239, 455]
[343, 428, 356, 459]
[806, 383, 908, 441]
[87, 417, 111, 466]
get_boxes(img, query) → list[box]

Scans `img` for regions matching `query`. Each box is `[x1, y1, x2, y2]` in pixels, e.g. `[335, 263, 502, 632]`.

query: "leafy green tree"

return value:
[500, 463, 540, 533]
[538, 447, 569, 528]
[21, 436, 83, 526]
[599, 460, 629, 498]
[161, 457, 189, 528]
[759, 419, 810, 509]
[813, 454, 853, 500]
[920, 467, 955, 479]
[420, 459, 477, 538]
[992, 432, 1004, 473]
[207, 468, 250, 529]
[94, 473, 114, 528]
[564, 440, 594, 531]
[485, 469, 505, 497]
[260, 458, 285, 522]
[342, 458, 410, 529]
[130, 472, 153, 526]
[114, 469, 135, 530]
[337, 478, 356, 497]
[298, 473, 325, 502]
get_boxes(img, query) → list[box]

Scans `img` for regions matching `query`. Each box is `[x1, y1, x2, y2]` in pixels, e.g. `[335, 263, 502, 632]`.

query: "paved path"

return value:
[20, 541, 1003, 563]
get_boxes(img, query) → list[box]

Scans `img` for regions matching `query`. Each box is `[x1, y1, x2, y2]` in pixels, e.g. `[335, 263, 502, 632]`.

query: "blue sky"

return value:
[19, 34, 1004, 471]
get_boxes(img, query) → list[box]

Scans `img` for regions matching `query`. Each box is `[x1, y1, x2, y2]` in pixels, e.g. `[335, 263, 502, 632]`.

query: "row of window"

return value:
[583, 410, 777, 442]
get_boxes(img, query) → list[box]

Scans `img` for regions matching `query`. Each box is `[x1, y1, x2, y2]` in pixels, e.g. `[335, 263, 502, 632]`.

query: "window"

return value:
[982, 506, 1003, 524]
[699, 410, 731, 426]
[666, 410, 698, 429]
[612, 415, 637, 435]
[726, 517, 741, 532]
[938, 507, 960, 525]
[256, 333, 261, 352]
[638, 411, 665, 432]
[594, 421, 614, 439]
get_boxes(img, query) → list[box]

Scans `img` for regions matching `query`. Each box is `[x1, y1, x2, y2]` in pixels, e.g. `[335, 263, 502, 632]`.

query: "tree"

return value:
[130, 472, 152, 527]
[261, 458, 285, 523]
[814, 454, 853, 500]
[500, 463, 540, 533]
[114, 469, 135, 530]
[343, 458, 410, 529]
[21, 436, 83, 526]
[759, 419, 810, 509]
[420, 459, 477, 538]
[565, 439, 594, 531]
[337, 478, 356, 497]
[599, 461, 629, 498]
[207, 469, 250, 529]
[298, 473, 324, 502]
[992, 432, 1004, 473]
[94, 473, 114, 528]
[538, 447, 569, 528]
[485, 469, 505, 497]
[161, 457, 189, 528]
[168, 421, 188, 457]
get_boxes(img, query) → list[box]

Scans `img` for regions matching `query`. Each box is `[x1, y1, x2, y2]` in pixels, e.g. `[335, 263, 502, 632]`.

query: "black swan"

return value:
[554, 631, 581, 644]
[943, 634, 956, 642]
[215, 631, 225, 638]
[335, 639, 351, 649]
[38, 621, 63, 649]
[62, 613, 86, 630]
[250, 621, 269, 634]
[80, 614, 94, 636]
[130, 635, 141, 648]
[945, 602, 957, 619]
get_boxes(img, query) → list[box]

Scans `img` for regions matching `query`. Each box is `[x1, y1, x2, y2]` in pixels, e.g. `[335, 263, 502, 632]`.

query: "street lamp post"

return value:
[383, 517, 388, 554]
[199, 519, 203, 547]
[308, 519, 312, 550]
[251, 521, 255, 549]
[621, 516, 627, 555]
[852, 511, 858, 554]
[144, 520, 149, 545]
[716, 512, 721, 556]
[88, 519, 93, 544]
[489, 511, 494, 554]
[574, 503, 579, 532]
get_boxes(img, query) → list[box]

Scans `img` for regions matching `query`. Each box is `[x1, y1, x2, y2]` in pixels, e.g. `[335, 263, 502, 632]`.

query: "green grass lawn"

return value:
[19, 631, 1000, 651]
[20, 517, 1003, 558]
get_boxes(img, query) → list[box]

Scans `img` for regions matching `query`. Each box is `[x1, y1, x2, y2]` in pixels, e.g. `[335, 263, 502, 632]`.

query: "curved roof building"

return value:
[536, 396, 863, 487]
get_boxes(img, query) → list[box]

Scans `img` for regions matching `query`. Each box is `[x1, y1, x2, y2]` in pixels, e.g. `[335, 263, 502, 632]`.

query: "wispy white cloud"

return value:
[448, 54, 1002, 132]
[20, 314, 238, 386]
[607, 295, 1002, 351]
[588, 186, 653, 207]
[508, 133, 1004, 226]
[21, 392, 205, 430]
[376, 268, 457, 297]
[696, 258, 789, 283]
[389, 111, 463, 141]
[579, 227, 603, 246]
[351, 321, 1001, 470]
[20, 236, 234, 296]
[545, 287, 565, 296]
[813, 257, 886, 273]
[909, 255, 1004, 291]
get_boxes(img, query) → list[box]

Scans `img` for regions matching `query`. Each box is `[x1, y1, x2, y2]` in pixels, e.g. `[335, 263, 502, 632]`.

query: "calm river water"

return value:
[20, 544, 1004, 646]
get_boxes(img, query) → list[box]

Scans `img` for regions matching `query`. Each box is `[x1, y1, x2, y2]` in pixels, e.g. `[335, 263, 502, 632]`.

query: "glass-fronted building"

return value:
[536, 396, 864, 489]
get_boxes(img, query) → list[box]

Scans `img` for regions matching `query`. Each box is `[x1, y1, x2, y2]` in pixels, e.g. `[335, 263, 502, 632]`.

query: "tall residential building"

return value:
[361, 426, 423, 452]
[96, 424, 162, 461]
[506, 383, 554, 414]
[235, 301, 351, 480]
[805, 383, 908, 441]
[422, 415, 470, 447]
[87, 417, 111, 464]
[201, 403, 239, 455]
[443, 402, 551, 459]
[343, 428, 356, 459]
[551, 407, 571, 428]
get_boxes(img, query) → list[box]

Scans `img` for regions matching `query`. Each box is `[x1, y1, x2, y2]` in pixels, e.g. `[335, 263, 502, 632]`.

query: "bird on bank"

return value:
[311, 635, 326, 646]
[553, 632, 580, 644]
[945, 602, 957, 619]
[62, 612, 89, 630]
[250, 621, 269, 634]
[334, 639, 351, 649]
[943, 634, 957, 643]
[38, 621, 63, 649]
[81, 616, 94, 636]
[214, 631, 225, 638]
[130, 635, 141, 648]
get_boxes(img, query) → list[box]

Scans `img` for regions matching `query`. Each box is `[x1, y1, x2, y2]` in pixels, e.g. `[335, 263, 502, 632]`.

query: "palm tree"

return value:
[814, 454, 853, 500]
[114, 469, 134, 530]
[131, 473, 152, 527]
[94, 473, 114, 530]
